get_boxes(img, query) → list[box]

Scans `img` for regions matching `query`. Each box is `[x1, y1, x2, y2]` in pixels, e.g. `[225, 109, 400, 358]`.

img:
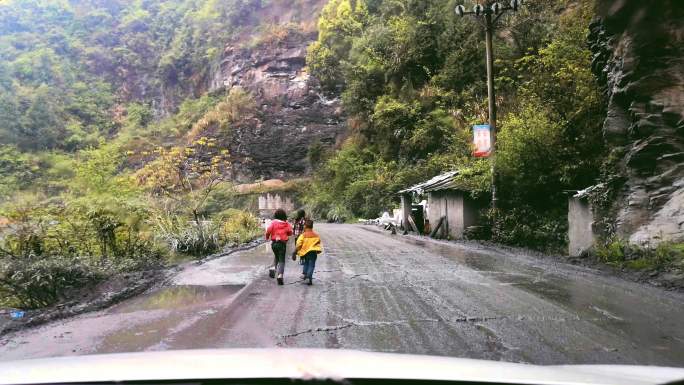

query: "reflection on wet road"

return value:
[1, 224, 683, 366]
[396, 235, 684, 362]
[110, 285, 244, 313]
[97, 285, 245, 353]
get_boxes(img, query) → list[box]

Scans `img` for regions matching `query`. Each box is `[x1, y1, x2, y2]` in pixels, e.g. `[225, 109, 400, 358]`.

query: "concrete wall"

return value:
[568, 197, 595, 256]
[427, 192, 444, 237]
[428, 191, 466, 239]
[446, 192, 464, 239]
[258, 193, 295, 218]
[400, 194, 412, 230]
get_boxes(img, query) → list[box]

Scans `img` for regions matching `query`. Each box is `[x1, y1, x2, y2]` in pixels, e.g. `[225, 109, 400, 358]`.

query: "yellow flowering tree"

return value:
[135, 137, 230, 230]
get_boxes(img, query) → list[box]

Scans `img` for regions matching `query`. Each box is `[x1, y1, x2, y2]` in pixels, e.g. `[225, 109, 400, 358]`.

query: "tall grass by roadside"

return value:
[1, 195, 262, 309]
[595, 238, 684, 271]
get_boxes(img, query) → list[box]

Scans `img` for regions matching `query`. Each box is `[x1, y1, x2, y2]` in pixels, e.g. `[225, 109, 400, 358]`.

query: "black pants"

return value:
[271, 241, 286, 275]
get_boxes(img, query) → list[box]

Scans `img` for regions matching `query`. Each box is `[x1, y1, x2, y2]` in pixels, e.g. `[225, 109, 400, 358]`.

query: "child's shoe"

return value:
[268, 268, 275, 278]
[307, 278, 313, 286]
[277, 274, 284, 285]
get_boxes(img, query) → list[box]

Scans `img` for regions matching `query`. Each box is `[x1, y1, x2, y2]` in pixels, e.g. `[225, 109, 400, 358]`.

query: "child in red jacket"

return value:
[265, 208, 293, 285]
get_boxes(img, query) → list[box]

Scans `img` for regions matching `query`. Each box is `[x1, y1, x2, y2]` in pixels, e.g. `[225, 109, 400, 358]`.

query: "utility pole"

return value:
[484, 10, 497, 210]
[455, 0, 521, 213]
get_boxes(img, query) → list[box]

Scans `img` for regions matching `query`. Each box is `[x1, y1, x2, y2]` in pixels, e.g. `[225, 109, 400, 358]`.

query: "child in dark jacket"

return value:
[293, 209, 306, 238]
[265, 209, 293, 285]
[295, 219, 322, 286]
[292, 210, 306, 267]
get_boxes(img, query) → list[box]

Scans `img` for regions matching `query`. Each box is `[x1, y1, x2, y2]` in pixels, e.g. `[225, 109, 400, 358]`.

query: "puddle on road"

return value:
[97, 284, 244, 353]
[172, 243, 273, 286]
[234, 243, 275, 260]
[490, 272, 573, 303]
[109, 285, 244, 314]
[97, 245, 267, 351]
[97, 313, 187, 353]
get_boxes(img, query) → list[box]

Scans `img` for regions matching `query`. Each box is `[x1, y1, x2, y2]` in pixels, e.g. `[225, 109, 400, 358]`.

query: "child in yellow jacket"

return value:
[295, 219, 322, 285]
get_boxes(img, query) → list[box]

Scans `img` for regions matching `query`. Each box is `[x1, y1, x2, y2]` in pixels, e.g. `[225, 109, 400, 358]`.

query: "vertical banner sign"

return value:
[472, 124, 491, 157]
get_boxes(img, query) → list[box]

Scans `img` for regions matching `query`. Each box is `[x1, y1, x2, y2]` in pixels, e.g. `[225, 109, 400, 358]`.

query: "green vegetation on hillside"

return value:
[0, 0, 286, 309]
[0, 0, 271, 152]
[0, 86, 266, 308]
[305, 0, 605, 251]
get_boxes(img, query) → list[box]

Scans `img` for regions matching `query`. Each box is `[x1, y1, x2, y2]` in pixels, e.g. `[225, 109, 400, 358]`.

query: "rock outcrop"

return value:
[209, 23, 346, 182]
[589, 0, 684, 245]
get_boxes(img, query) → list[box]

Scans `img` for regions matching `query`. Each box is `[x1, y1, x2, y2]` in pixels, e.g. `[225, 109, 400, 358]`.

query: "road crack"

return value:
[342, 318, 440, 327]
[450, 316, 499, 323]
[279, 323, 354, 339]
[280, 316, 442, 342]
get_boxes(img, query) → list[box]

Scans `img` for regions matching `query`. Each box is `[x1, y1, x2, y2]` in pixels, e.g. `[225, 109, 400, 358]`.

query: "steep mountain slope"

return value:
[0, 0, 346, 183]
[590, 0, 684, 245]
[207, 3, 346, 181]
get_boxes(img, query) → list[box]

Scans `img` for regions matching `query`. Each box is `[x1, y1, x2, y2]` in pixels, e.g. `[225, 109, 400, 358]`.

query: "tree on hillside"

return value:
[304, 0, 605, 253]
[135, 137, 231, 233]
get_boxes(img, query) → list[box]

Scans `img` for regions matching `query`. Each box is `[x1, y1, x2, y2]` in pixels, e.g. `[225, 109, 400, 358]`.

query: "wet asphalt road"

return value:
[1, 224, 683, 366]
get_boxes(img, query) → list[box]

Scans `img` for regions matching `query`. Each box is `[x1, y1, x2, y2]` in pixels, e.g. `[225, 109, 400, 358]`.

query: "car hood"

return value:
[0, 349, 682, 385]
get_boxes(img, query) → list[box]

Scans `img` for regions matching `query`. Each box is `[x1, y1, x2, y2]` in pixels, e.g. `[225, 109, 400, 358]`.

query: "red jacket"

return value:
[265, 219, 293, 242]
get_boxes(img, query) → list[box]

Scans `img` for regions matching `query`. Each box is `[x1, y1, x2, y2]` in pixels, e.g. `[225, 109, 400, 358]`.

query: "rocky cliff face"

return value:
[208, 9, 346, 182]
[589, 0, 684, 245]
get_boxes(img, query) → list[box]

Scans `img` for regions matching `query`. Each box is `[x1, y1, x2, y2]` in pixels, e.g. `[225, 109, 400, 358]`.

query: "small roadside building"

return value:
[233, 179, 298, 218]
[258, 193, 295, 218]
[398, 171, 486, 239]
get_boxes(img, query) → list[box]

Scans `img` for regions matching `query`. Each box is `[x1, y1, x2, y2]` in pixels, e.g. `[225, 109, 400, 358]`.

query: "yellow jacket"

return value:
[296, 230, 322, 257]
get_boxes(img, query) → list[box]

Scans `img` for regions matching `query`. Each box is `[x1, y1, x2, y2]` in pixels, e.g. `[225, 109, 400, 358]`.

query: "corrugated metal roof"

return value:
[398, 171, 462, 195]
